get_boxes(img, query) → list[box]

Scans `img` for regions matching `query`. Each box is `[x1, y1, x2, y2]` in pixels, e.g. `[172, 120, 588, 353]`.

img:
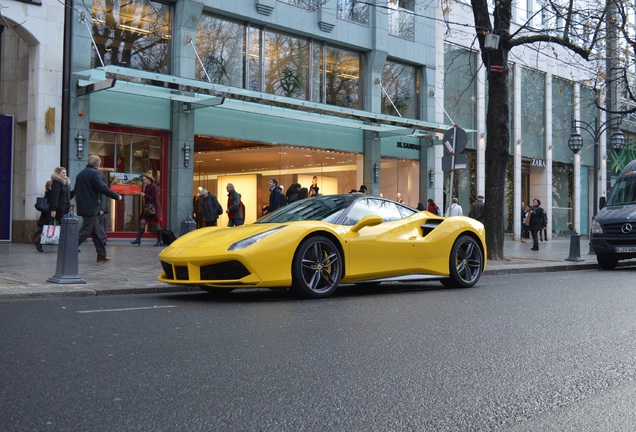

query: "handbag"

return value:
[41, 220, 60, 245]
[35, 196, 49, 213]
[143, 203, 156, 218]
[523, 212, 532, 226]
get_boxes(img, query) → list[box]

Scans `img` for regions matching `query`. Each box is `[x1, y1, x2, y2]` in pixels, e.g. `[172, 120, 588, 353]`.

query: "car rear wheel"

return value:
[441, 235, 483, 288]
[292, 236, 342, 298]
[597, 255, 618, 270]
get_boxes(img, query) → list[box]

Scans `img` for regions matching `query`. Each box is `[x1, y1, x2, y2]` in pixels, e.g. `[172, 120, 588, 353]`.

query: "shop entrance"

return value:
[88, 125, 168, 238]
[190, 136, 419, 226]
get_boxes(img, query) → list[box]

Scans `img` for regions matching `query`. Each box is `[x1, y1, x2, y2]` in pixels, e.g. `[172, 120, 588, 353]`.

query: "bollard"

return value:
[565, 232, 584, 262]
[179, 213, 197, 236]
[48, 212, 86, 284]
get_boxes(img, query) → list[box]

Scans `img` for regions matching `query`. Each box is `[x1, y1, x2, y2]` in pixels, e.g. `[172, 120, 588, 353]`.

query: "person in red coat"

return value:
[131, 173, 164, 246]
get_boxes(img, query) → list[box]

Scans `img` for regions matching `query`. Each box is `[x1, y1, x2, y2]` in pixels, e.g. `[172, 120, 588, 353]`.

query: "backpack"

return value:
[434, 204, 441, 216]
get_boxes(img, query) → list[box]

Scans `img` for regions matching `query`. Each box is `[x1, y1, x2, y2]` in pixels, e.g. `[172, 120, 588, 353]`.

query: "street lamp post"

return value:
[568, 116, 625, 254]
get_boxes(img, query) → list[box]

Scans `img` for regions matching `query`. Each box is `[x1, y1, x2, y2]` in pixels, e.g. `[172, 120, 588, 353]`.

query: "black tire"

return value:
[291, 235, 342, 298]
[440, 235, 483, 288]
[597, 255, 618, 270]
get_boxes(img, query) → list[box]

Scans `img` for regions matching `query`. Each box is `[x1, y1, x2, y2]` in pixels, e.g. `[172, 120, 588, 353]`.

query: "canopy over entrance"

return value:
[76, 66, 452, 138]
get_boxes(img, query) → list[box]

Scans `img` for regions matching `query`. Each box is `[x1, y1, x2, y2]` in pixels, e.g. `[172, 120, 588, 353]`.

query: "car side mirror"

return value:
[350, 215, 383, 233]
[599, 196, 606, 210]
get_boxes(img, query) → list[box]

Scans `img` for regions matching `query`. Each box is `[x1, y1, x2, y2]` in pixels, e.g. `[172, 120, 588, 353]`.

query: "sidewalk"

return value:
[0, 236, 619, 301]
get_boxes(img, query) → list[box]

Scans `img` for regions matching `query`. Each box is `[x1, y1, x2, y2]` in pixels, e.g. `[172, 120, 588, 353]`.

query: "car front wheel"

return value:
[597, 255, 618, 270]
[292, 236, 342, 298]
[441, 235, 483, 288]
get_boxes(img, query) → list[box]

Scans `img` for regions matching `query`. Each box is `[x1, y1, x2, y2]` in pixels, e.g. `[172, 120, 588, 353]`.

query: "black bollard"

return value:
[48, 211, 86, 284]
[180, 213, 197, 236]
[565, 232, 584, 262]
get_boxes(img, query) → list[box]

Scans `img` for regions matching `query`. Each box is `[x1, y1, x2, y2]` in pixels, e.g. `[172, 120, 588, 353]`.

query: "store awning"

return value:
[75, 66, 453, 138]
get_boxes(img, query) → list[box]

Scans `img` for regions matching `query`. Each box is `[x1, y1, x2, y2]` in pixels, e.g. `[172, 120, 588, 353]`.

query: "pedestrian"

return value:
[447, 197, 463, 216]
[529, 198, 546, 251]
[264, 178, 285, 214]
[97, 172, 109, 245]
[226, 183, 244, 226]
[31, 180, 53, 252]
[521, 202, 530, 243]
[396, 192, 404, 203]
[309, 176, 319, 197]
[75, 154, 122, 262]
[359, 185, 368, 194]
[416, 202, 426, 211]
[200, 188, 222, 226]
[297, 187, 309, 200]
[540, 207, 549, 241]
[97, 193, 109, 245]
[130, 173, 163, 246]
[469, 195, 485, 222]
[427, 198, 440, 215]
[284, 181, 300, 204]
[48, 166, 72, 224]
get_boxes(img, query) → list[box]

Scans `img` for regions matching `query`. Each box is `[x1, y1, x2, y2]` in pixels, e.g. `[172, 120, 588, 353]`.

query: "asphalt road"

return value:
[2, 268, 636, 432]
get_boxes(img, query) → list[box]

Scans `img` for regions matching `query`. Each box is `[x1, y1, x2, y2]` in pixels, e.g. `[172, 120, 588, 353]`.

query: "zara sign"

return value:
[531, 159, 547, 168]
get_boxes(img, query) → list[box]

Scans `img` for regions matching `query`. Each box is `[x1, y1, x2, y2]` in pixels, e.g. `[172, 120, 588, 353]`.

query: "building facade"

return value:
[2, 0, 634, 243]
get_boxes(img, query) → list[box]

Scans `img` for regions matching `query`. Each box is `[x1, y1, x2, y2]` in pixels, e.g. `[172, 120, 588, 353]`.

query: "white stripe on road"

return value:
[77, 305, 178, 314]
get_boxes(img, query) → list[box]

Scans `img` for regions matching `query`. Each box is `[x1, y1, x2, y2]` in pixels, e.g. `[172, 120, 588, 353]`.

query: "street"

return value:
[2, 268, 636, 431]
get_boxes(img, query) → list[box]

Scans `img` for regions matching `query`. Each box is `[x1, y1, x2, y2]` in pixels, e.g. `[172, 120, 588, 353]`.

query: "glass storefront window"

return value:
[552, 77, 574, 162]
[521, 67, 546, 158]
[379, 158, 420, 208]
[88, 127, 166, 235]
[337, 0, 369, 25]
[91, 0, 172, 73]
[194, 15, 360, 109]
[387, 0, 415, 40]
[195, 16, 245, 86]
[264, 31, 309, 99]
[381, 60, 418, 119]
[324, 46, 360, 108]
[444, 44, 478, 137]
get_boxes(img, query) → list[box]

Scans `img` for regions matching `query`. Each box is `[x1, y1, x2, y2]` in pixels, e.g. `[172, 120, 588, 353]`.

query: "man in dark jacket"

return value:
[529, 198, 546, 252]
[75, 154, 122, 262]
[265, 178, 284, 214]
[200, 188, 222, 226]
[469, 195, 485, 222]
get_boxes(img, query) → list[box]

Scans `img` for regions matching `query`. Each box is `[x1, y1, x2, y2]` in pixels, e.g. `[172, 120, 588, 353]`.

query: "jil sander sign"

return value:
[396, 142, 421, 151]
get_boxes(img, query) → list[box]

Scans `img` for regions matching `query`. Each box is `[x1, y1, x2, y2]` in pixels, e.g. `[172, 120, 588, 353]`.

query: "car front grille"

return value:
[200, 261, 250, 281]
[602, 222, 636, 237]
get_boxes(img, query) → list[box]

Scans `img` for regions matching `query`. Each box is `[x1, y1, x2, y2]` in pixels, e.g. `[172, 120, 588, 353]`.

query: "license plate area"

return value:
[614, 246, 636, 253]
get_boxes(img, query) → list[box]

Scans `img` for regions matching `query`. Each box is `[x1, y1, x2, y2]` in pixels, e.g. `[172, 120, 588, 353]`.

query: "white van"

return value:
[591, 160, 636, 269]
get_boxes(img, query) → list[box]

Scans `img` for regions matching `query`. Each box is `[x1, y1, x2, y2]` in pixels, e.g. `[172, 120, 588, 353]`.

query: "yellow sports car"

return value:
[158, 194, 487, 298]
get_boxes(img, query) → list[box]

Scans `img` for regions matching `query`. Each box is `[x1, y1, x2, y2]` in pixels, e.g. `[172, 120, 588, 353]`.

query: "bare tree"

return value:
[469, 0, 634, 260]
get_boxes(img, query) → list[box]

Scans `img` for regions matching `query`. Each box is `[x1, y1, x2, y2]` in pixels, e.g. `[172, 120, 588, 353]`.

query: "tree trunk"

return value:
[483, 66, 510, 260]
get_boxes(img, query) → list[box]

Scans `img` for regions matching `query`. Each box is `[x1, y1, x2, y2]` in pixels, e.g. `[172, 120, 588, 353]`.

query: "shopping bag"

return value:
[41, 220, 60, 245]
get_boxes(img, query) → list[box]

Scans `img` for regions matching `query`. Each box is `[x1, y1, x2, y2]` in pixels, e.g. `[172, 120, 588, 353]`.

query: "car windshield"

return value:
[607, 172, 636, 206]
[256, 195, 357, 223]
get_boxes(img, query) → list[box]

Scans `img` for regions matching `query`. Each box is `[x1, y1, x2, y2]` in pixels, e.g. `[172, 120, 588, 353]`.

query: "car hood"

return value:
[166, 224, 290, 250]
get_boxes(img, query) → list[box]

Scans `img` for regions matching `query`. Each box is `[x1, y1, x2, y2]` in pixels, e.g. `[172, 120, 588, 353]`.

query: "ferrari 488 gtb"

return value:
[158, 194, 487, 298]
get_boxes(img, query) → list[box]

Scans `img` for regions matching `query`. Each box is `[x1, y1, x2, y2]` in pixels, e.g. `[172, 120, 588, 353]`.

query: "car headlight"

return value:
[228, 226, 286, 251]
[591, 219, 604, 234]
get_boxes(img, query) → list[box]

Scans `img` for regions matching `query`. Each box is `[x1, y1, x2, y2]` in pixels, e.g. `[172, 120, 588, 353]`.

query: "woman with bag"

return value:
[130, 173, 163, 246]
[48, 166, 72, 223]
[31, 181, 53, 252]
